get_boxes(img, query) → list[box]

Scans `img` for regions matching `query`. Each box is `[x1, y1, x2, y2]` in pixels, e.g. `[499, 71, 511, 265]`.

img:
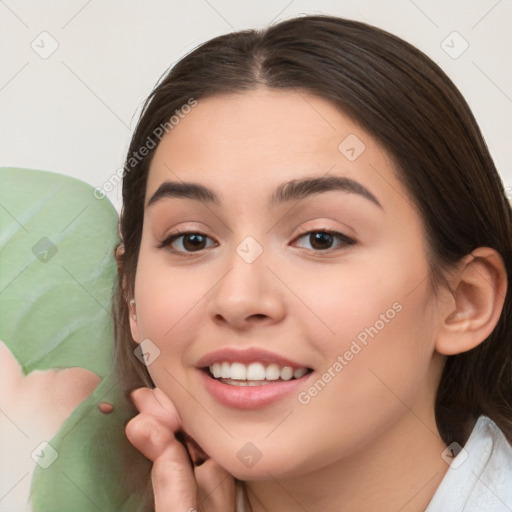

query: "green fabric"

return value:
[29, 372, 149, 512]
[0, 168, 149, 511]
[0, 167, 116, 377]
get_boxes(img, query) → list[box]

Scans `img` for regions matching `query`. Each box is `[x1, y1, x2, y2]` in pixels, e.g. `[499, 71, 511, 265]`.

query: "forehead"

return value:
[145, 89, 404, 209]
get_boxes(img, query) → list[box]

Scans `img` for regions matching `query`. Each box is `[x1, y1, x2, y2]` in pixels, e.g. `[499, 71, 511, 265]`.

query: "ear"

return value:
[128, 298, 142, 343]
[435, 247, 507, 355]
[115, 242, 125, 272]
[117, 242, 142, 344]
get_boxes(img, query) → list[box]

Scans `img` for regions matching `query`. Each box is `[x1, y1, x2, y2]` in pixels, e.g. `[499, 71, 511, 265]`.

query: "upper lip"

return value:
[196, 347, 311, 369]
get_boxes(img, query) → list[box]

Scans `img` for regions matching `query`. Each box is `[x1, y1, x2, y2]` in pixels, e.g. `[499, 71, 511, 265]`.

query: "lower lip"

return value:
[199, 369, 312, 409]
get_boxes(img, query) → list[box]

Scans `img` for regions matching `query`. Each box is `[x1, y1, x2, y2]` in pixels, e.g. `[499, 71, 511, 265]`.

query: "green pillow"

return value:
[0, 168, 150, 512]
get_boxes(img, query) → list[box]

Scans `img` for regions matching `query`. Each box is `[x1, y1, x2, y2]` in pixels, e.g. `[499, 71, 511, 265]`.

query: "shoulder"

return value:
[426, 416, 512, 511]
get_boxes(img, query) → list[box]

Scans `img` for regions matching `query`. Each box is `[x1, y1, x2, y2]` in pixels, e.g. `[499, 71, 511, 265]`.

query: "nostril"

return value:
[250, 314, 267, 320]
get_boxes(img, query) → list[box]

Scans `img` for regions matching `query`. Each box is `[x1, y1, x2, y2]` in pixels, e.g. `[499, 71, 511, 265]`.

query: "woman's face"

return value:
[131, 89, 447, 479]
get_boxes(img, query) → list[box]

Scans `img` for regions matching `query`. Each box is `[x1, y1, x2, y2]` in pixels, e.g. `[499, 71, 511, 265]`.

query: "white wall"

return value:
[1, 0, 511, 211]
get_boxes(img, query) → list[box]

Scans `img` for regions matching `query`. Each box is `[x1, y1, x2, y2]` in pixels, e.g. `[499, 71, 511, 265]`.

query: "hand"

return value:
[126, 387, 237, 512]
[0, 341, 101, 512]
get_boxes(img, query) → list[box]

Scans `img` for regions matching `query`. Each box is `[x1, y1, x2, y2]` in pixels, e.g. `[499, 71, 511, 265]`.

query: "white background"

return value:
[0, 0, 511, 211]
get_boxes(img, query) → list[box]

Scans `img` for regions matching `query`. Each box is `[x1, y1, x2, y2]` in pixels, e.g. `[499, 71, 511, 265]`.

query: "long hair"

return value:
[113, 14, 512, 507]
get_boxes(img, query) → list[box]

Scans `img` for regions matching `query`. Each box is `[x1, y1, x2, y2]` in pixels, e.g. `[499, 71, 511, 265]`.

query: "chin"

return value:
[196, 438, 312, 481]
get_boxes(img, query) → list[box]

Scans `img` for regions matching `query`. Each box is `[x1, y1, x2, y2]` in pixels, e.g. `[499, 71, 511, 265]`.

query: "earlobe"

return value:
[435, 247, 507, 356]
[128, 298, 141, 343]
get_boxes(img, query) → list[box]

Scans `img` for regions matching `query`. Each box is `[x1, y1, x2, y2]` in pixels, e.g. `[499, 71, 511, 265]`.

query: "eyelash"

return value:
[158, 229, 356, 255]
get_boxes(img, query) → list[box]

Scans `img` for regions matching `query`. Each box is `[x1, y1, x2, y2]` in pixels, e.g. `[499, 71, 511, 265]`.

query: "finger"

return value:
[125, 413, 175, 462]
[152, 444, 199, 512]
[130, 387, 181, 431]
[195, 459, 237, 512]
[130, 387, 210, 467]
[125, 415, 236, 512]
[126, 414, 200, 511]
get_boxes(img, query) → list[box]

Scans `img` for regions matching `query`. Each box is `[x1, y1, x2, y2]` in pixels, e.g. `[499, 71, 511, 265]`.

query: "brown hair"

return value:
[114, 14, 512, 503]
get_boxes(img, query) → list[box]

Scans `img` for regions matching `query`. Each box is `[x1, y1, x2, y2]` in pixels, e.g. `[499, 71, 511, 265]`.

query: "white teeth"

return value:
[280, 366, 294, 381]
[246, 362, 266, 380]
[221, 379, 273, 387]
[211, 363, 222, 378]
[230, 362, 246, 380]
[293, 367, 308, 379]
[265, 364, 281, 380]
[208, 361, 309, 382]
[221, 362, 231, 378]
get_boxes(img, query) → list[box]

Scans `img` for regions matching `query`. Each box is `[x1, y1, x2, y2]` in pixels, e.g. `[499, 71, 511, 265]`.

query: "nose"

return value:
[207, 242, 286, 330]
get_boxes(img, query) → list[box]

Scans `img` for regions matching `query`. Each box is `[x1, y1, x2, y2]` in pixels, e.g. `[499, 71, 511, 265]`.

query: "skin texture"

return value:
[126, 89, 507, 511]
[0, 341, 101, 511]
[0, 343, 100, 432]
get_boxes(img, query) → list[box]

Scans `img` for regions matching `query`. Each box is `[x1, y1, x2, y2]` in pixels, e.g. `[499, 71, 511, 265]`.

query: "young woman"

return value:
[113, 15, 512, 511]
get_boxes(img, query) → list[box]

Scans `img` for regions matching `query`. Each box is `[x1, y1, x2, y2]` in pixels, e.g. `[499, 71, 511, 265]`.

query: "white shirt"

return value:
[236, 416, 512, 511]
[426, 415, 512, 511]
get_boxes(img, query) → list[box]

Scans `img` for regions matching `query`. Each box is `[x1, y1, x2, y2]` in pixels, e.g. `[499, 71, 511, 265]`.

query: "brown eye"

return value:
[294, 230, 355, 252]
[159, 232, 216, 253]
[309, 232, 335, 250]
[181, 233, 207, 251]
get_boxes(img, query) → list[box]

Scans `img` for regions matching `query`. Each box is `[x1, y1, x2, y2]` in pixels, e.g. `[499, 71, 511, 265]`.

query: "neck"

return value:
[242, 411, 449, 512]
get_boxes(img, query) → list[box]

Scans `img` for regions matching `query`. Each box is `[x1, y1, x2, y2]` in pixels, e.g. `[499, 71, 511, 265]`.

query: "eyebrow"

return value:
[146, 175, 382, 209]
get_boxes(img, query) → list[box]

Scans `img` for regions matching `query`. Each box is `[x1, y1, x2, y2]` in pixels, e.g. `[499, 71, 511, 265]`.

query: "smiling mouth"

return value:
[205, 361, 313, 386]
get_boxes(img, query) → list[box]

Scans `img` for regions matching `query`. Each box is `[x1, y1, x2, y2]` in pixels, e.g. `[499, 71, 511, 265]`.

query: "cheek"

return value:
[273, 280, 438, 473]
[293, 255, 437, 414]
[291, 261, 406, 355]
[133, 253, 209, 340]
[300, 236, 435, 361]
[132, 252, 218, 401]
